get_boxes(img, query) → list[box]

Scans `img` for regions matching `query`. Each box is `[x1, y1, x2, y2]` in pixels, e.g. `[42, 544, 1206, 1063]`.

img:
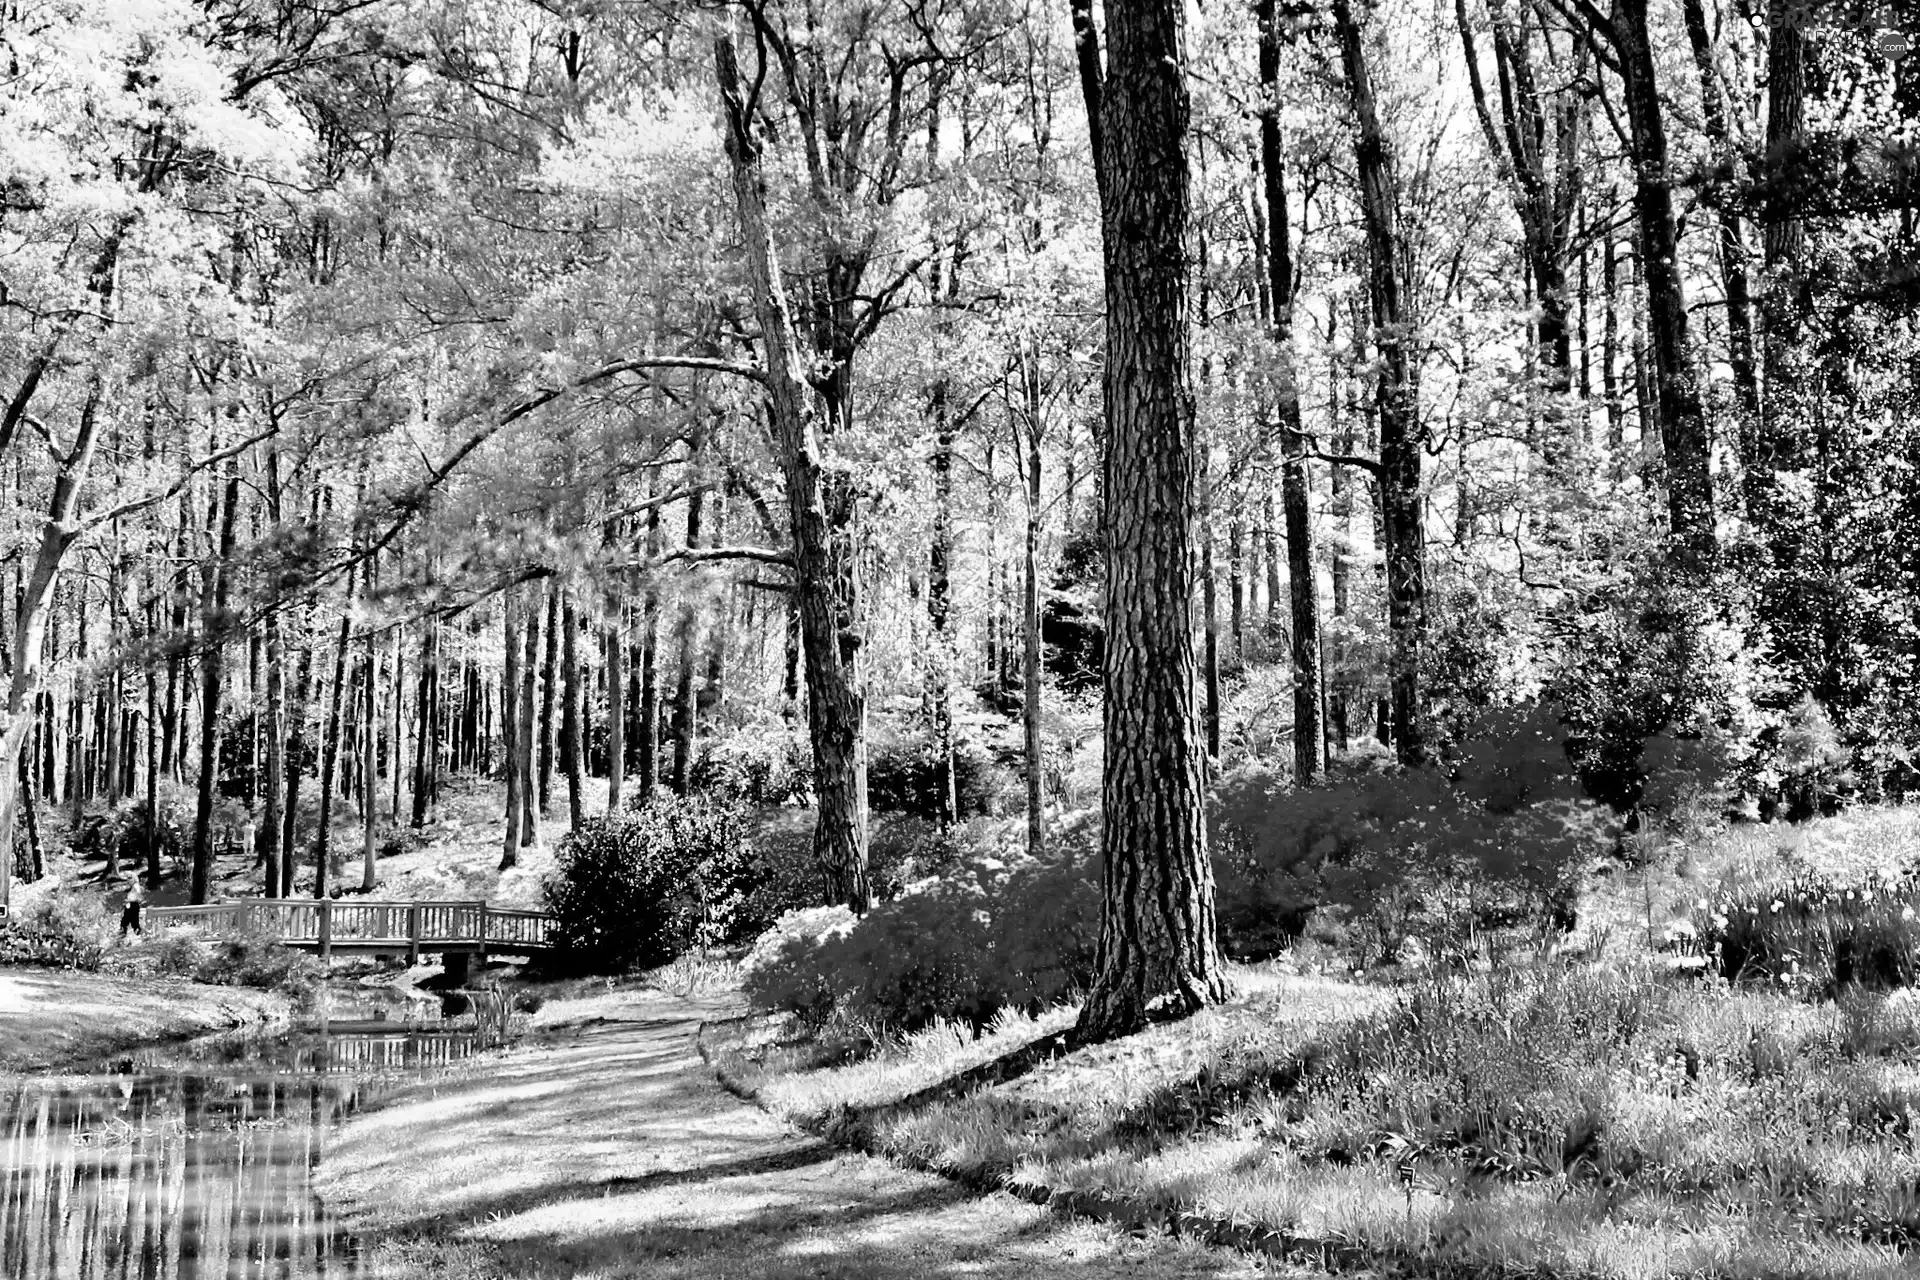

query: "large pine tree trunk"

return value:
[1071, 0, 1229, 1043]
[718, 38, 871, 912]
[189, 464, 241, 904]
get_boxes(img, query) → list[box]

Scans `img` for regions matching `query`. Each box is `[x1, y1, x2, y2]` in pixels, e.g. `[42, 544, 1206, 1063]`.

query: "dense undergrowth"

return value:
[706, 804, 1920, 1280]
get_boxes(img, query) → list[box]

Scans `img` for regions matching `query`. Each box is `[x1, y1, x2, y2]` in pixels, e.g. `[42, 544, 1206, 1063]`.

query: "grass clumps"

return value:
[713, 807, 1920, 1280]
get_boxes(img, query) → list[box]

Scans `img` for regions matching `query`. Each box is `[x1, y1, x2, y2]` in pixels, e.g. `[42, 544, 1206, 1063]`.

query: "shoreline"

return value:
[0, 966, 293, 1074]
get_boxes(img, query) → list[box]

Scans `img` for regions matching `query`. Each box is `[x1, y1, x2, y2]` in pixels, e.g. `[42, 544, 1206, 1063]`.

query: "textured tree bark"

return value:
[1201, 453, 1221, 760]
[1609, 0, 1716, 572]
[190, 464, 241, 904]
[1072, 0, 1229, 1044]
[1259, 0, 1326, 783]
[717, 38, 871, 912]
[1334, 0, 1426, 763]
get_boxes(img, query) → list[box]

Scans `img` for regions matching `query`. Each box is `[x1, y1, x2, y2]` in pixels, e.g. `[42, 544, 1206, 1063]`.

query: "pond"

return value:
[0, 987, 498, 1280]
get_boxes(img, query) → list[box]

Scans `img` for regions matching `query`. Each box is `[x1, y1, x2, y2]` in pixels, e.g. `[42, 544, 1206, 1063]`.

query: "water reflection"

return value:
[1, 1007, 491, 1280]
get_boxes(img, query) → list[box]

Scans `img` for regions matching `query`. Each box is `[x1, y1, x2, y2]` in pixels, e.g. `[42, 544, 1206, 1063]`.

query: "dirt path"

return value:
[318, 991, 1275, 1280]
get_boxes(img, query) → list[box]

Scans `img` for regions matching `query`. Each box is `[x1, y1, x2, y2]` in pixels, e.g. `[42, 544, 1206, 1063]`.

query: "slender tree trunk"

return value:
[146, 640, 161, 890]
[1022, 375, 1046, 857]
[1609, 0, 1716, 572]
[1070, 0, 1229, 1043]
[390, 625, 403, 821]
[411, 620, 438, 827]
[0, 381, 107, 915]
[1335, 0, 1425, 764]
[517, 589, 540, 849]
[500, 592, 522, 870]
[360, 606, 380, 892]
[673, 489, 705, 794]
[536, 582, 558, 815]
[928, 378, 959, 829]
[1680, 0, 1760, 443]
[1602, 194, 1624, 451]
[1259, 0, 1329, 782]
[562, 592, 584, 831]
[310, 562, 356, 900]
[189, 464, 241, 904]
[718, 38, 871, 911]
[605, 617, 626, 812]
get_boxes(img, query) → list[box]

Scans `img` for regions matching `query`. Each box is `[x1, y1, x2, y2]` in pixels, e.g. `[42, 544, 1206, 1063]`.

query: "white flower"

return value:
[1904, 904, 1916, 922]
[1771, 900, 1784, 914]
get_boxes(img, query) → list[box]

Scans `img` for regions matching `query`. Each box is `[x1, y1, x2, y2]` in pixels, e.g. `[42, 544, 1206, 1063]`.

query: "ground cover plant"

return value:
[709, 806, 1920, 1280]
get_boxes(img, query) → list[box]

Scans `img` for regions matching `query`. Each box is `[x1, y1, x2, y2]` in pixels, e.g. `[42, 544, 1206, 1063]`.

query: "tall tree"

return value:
[716, 33, 872, 912]
[1257, 0, 1326, 783]
[1071, 0, 1230, 1043]
[1334, 0, 1428, 763]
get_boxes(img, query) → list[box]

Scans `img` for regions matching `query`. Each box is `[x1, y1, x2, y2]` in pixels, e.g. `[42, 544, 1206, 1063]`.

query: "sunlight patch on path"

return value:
[318, 991, 1285, 1280]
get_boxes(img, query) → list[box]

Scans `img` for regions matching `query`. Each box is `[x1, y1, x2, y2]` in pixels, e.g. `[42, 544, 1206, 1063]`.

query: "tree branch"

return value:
[82, 424, 278, 533]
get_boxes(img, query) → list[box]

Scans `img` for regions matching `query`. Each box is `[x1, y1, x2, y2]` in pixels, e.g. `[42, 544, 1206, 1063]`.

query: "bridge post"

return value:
[408, 903, 422, 967]
[477, 903, 489, 965]
[318, 899, 332, 965]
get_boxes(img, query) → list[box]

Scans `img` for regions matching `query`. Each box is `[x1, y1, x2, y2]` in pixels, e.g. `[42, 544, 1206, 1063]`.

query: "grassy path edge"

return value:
[693, 1016, 1514, 1280]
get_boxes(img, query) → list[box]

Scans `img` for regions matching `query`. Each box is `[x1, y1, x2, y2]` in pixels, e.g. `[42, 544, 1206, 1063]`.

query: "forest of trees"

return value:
[0, 0, 1914, 1036]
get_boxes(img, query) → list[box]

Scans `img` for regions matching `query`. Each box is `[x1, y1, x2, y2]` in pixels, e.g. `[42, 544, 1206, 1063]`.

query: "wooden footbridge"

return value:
[144, 899, 557, 968]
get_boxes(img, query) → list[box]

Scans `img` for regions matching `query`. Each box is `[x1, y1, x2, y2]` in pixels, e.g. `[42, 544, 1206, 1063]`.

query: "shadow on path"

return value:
[318, 993, 1267, 1279]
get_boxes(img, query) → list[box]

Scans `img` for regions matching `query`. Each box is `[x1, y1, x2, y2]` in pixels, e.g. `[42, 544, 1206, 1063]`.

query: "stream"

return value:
[0, 987, 499, 1280]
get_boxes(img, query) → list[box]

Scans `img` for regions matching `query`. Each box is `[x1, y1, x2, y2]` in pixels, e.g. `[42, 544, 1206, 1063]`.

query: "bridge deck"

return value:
[144, 899, 556, 963]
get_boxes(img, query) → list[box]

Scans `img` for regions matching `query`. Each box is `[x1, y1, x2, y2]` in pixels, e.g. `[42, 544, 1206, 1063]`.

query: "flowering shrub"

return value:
[741, 817, 1100, 1029]
[1694, 872, 1920, 994]
[1212, 701, 1615, 964]
[690, 719, 813, 806]
[545, 794, 757, 973]
[0, 880, 112, 970]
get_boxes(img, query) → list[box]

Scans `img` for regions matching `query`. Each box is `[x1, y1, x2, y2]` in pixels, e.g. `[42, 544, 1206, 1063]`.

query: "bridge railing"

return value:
[145, 899, 555, 959]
